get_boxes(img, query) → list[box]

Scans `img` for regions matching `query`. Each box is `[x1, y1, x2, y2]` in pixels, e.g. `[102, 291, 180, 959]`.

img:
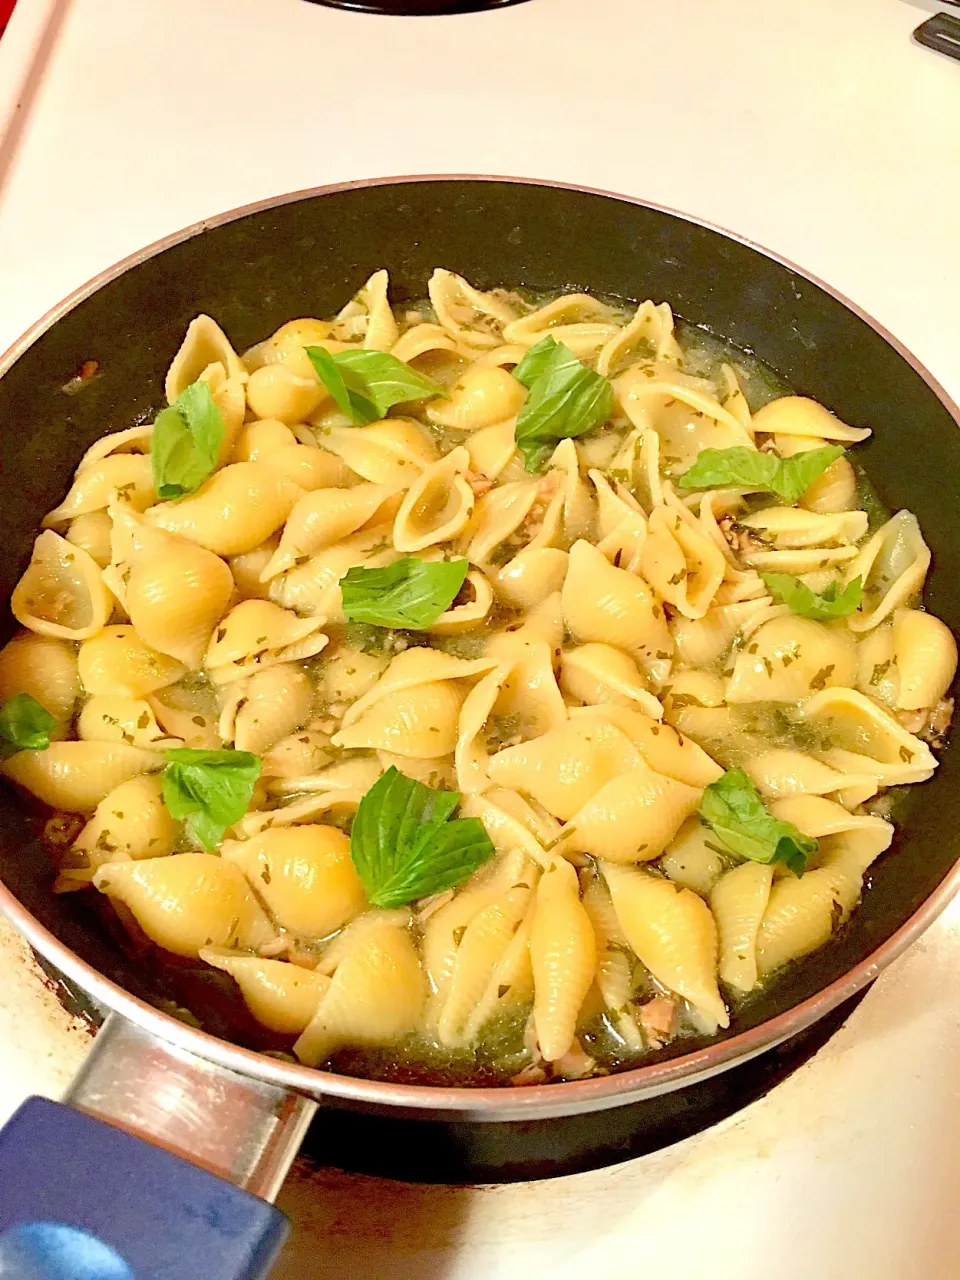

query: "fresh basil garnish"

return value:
[340, 557, 469, 629]
[761, 572, 863, 621]
[151, 380, 226, 501]
[678, 444, 844, 503]
[698, 768, 817, 875]
[513, 336, 614, 473]
[162, 748, 262, 850]
[350, 767, 496, 908]
[0, 694, 56, 752]
[305, 347, 446, 426]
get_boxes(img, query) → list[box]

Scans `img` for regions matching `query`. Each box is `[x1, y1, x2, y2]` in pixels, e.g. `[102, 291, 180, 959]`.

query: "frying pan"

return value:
[0, 178, 957, 1277]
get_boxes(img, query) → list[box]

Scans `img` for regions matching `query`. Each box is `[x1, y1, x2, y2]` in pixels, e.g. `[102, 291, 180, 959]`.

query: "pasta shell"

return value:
[340, 648, 493, 729]
[740, 506, 867, 549]
[246, 364, 327, 424]
[221, 825, 366, 938]
[60, 774, 178, 890]
[78, 694, 179, 749]
[800, 686, 937, 782]
[260, 483, 399, 581]
[711, 861, 774, 995]
[455, 663, 513, 795]
[559, 759, 703, 863]
[258, 443, 348, 493]
[617, 369, 752, 469]
[3, 741, 162, 811]
[390, 323, 460, 363]
[458, 791, 553, 867]
[725, 615, 857, 703]
[145, 462, 303, 557]
[232, 419, 297, 461]
[801, 454, 858, 514]
[751, 396, 871, 443]
[465, 418, 519, 480]
[426, 365, 525, 431]
[317, 647, 387, 706]
[504, 293, 617, 345]
[205, 599, 327, 683]
[43, 454, 155, 527]
[293, 919, 424, 1066]
[428, 569, 494, 634]
[893, 608, 957, 711]
[744, 748, 877, 808]
[548, 438, 596, 544]
[462, 901, 536, 1041]
[602, 862, 728, 1029]
[93, 853, 274, 958]
[741, 545, 859, 576]
[437, 884, 532, 1048]
[261, 732, 331, 781]
[596, 300, 682, 377]
[165, 315, 246, 402]
[12, 531, 111, 641]
[78, 424, 153, 471]
[482, 634, 567, 738]
[331, 680, 464, 757]
[428, 269, 519, 349]
[66, 512, 114, 568]
[392, 447, 474, 553]
[461, 479, 539, 565]
[226, 664, 315, 755]
[844, 511, 930, 633]
[229, 537, 280, 602]
[0, 631, 80, 721]
[530, 858, 597, 1062]
[562, 539, 673, 663]
[488, 718, 644, 821]
[78, 625, 187, 697]
[244, 318, 338, 378]
[493, 547, 570, 610]
[559, 644, 663, 719]
[571, 704, 722, 788]
[580, 869, 629, 949]
[755, 867, 855, 979]
[200, 949, 331, 1035]
[640, 506, 726, 620]
[331, 270, 399, 350]
[317, 420, 436, 486]
[124, 528, 234, 669]
[660, 816, 726, 896]
[268, 523, 395, 619]
[671, 596, 772, 668]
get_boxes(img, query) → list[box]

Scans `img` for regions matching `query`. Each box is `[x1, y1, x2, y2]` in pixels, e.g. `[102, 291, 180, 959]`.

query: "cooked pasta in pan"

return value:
[2, 269, 954, 1085]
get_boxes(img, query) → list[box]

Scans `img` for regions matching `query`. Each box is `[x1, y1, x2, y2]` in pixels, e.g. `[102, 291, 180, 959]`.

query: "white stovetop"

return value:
[0, 1, 959, 1277]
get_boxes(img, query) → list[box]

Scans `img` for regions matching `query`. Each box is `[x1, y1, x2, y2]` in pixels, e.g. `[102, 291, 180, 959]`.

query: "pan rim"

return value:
[1, 172, 958, 1118]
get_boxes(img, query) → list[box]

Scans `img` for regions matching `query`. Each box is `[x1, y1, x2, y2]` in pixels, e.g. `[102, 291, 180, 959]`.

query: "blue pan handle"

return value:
[0, 1016, 317, 1280]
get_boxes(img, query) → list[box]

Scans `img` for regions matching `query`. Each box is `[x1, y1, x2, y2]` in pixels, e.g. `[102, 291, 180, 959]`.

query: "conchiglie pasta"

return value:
[710, 861, 774, 995]
[317, 419, 436, 486]
[261, 483, 399, 580]
[66, 511, 114, 568]
[57, 774, 179, 889]
[77, 694, 178, 749]
[221, 825, 366, 937]
[602, 862, 728, 1029]
[2, 741, 162, 811]
[205, 600, 327, 683]
[144, 463, 303, 557]
[43, 453, 155, 527]
[726, 615, 857, 703]
[12, 531, 111, 641]
[426, 365, 525, 430]
[331, 270, 399, 350]
[392, 447, 475, 552]
[165, 315, 246, 402]
[201, 949, 331, 1034]
[891, 608, 957, 710]
[559, 644, 663, 719]
[562, 539, 673, 663]
[0, 632, 80, 721]
[332, 680, 465, 757]
[844, 511, 930, 633]
[660, 816, 726, 896]
[77, 626, 187, 698]
[640, 506, 726, 620]
[294, 918, 424, 1066]
[227, 664, 315, 755]
[559, 759, 702, 863]
[530, 859, 597, 1062]
[93, 854, 274, 958]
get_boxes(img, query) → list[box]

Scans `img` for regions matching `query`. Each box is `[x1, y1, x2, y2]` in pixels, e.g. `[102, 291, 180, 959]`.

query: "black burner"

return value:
[296, 988, 869, 1183]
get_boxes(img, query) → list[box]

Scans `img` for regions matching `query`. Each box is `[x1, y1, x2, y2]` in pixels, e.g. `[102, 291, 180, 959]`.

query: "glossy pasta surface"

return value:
[4, 272, 954, 1087]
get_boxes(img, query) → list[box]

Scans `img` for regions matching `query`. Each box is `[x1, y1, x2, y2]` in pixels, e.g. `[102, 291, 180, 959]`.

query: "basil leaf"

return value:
[761, 572, 863, 620]
[513, 336, 614, 473]
[0, 694, 56, 752]
[305, 347, 446, 426]
[162, 748, 262, 850]
[350, 767, 496, 908]
[340, 557, 469, 629]
[151, 380, 225, 500]
[698, 768, 818, 875]
[678, 444, 844, 502]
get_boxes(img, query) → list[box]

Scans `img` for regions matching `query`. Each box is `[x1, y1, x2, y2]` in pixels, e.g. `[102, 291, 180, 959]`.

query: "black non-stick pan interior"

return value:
[0, 178, 956, 1067]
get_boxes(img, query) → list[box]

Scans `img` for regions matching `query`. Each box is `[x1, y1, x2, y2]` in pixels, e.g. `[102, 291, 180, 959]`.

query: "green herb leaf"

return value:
[340, 557, 469, 629]
[305, 346, 446, 426]
[0, 694, 56, 752]
[151, 380, 226, 500]
[678, 444, 844, 503]
[760, 572, 863, 620]
[513, 336, 614, 473]
[698, 768, 818, 875]
[162, 748, 262, 850]
[350, 767, 496, 908]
